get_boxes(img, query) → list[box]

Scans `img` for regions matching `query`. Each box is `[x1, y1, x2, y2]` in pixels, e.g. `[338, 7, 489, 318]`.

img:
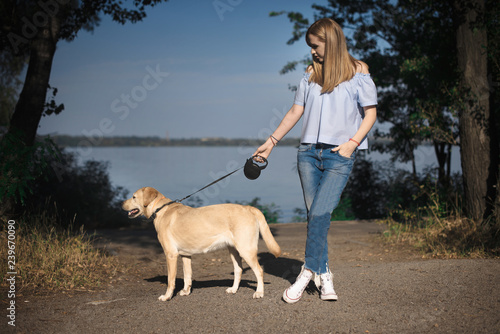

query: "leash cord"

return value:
[176, 166, 244, 203]
[173, 155, 265, 205]
[149, 166, 243, 221]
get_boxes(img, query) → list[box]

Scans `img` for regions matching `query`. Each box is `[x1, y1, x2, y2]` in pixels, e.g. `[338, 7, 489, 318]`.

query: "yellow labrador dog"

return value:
[122, 187, 281, 301]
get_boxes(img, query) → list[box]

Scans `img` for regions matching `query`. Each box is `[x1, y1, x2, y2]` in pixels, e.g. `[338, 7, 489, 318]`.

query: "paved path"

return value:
[7, 221, 500, 333]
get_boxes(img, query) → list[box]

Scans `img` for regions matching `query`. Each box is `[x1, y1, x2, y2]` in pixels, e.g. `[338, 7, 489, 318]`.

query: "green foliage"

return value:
[335, 153, 465, 222]
[291, 207, 306, 223]
[1, 0, 169, 54]
[0, 0, 170, 152]
[0, 137, 129, 229]
[43, 86, 65, 117]
[342, 155, 415, 219]
[288, 155, 432, 222]
[32, 151, 129, 229]
[269, 11, 310, 45]
[330, 195, 355, 221]
[272, 0, 462, 185]
[0, 132, 61, 206]
[272, 0, 500, 229]
[380, 178, 499, 257]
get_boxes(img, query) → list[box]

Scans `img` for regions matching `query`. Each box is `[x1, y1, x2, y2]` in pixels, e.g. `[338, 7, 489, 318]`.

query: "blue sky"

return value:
[38, 0, 324, 140]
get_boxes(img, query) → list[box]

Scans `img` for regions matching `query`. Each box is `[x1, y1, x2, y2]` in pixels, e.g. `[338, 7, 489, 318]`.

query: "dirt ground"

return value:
[4, 220, 500, 333]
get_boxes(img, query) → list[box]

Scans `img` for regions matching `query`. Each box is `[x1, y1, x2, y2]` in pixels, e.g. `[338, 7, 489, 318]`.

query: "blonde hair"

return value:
[306, 18, 359, 94]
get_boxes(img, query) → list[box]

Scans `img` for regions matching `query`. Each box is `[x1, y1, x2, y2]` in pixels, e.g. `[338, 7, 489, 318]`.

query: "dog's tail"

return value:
[250, 207, 281, 258]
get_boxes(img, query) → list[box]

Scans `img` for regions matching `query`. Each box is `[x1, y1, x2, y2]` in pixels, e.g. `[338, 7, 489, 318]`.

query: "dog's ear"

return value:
[142, 187, 159, 207]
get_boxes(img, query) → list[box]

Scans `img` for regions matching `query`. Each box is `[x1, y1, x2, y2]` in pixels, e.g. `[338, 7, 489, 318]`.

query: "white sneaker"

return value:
[283, 266, 313, 304]
[319, 269, 338, 301]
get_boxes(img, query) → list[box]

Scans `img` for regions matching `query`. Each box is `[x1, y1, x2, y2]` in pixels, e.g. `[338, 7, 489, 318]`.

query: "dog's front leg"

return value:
[179, 255, 192, 296]
[159, 251, 178, 301]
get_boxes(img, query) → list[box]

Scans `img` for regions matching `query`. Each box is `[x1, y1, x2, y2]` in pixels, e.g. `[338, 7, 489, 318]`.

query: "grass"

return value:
[378, 190, 500, 258]
[0, 210, 121, 294]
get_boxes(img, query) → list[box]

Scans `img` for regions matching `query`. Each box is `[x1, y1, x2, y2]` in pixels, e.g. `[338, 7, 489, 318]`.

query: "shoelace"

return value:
[295, 272, 312, 293]
[321, 274, 332, 283]
[320, 274, 335, 293]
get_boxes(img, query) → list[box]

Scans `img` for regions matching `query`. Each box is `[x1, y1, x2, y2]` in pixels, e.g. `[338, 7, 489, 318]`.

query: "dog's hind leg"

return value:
[238, 249, 264, 299]
[179, 255, 192, 296]
[226, 246, 243, 294]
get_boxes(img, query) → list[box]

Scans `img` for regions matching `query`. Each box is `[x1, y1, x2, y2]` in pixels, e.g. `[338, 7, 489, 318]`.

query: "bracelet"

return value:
[349, 138, 360, 146]
[270, 135, 280, 146]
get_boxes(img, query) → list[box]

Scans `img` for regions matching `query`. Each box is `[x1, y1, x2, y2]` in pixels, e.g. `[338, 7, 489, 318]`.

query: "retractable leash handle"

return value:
[244, 155, 268, 180]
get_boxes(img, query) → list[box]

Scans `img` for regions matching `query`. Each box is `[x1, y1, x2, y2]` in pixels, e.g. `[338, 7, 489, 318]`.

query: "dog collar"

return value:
[149, 198, 178, 221]
[151, 196, 165, 210]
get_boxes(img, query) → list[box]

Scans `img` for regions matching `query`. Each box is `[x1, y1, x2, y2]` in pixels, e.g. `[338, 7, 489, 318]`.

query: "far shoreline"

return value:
[44, 135, 393, 148]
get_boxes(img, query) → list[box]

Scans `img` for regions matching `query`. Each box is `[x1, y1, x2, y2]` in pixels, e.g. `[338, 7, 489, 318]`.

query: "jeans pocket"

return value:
[332, 149, 356, 160]
[298, 144, 311, 152]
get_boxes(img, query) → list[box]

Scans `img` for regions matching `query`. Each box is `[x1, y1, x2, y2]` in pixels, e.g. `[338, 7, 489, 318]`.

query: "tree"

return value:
[454, 0, 499, 222]
[272, 0, 499, 223]
[0, 0, 167, 148]
[272, 1, 460, 184]
[0, 50, 25, 128]
[0, 0, 168, 214]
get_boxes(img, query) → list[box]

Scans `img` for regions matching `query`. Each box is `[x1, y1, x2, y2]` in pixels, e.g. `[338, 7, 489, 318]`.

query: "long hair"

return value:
[306, 18, 359, 94]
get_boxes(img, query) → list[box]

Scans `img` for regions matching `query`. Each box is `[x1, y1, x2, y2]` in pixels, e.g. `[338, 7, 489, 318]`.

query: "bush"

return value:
[379, 172, 500, 257]
[291, 207, 306, 223]
[291, 155, 422, 222]
[0, 134, 59, 208]
[1, 137, 129, 229]
[32, 152, 129, 229]
[331, 195, 355, 221]
[343, 155, 419, 219]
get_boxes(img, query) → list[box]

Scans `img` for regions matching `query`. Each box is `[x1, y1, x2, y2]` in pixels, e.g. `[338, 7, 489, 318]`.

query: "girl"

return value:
[253, 18, 377, 303]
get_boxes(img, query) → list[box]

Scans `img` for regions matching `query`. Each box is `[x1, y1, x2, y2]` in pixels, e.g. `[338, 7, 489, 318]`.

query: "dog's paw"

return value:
[252, 291, 264, 299]
[226, 287, 238, 294]
[179, 289, 191, 296]
[158, 294, 171, 301]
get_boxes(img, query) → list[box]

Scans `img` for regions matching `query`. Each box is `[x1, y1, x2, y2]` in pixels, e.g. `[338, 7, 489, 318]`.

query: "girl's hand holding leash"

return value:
[253, 136, 277, 162]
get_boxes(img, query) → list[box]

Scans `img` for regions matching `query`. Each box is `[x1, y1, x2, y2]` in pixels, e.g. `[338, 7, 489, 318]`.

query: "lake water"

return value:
[68, 145, 461, 223]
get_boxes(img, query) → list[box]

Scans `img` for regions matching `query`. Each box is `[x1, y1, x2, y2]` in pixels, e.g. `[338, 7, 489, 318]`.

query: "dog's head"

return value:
[122, 187, 167, 219]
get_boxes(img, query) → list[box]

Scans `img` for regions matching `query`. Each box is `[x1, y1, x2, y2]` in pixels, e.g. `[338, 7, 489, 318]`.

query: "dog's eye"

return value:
[133, 196, 136, 199]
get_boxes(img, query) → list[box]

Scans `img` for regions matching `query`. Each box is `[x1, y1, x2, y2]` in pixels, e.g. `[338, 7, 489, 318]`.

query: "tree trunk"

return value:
[434, 142, 451, 186]
[5, 16, 60, 147]
[446, 143, 452, 180]
[455, 0, 493, 222]
[0, 12, 61, 218]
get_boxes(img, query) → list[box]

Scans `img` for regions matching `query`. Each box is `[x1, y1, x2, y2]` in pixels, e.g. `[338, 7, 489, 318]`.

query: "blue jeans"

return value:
[297, 143, 356, 274]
